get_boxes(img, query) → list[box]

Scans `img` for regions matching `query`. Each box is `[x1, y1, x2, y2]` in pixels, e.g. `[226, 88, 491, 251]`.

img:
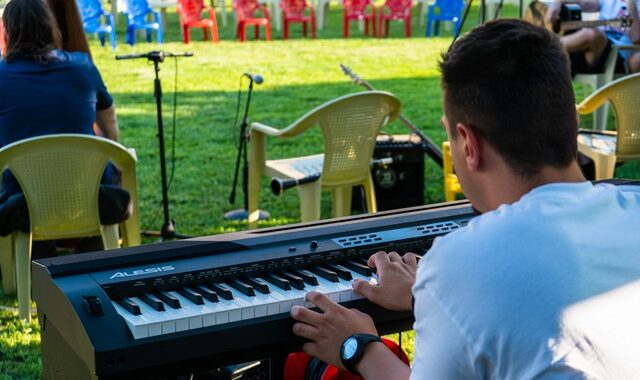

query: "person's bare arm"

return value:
[95, 105, 119, 142]
[627, 0, 640, 43]
[356, 342, 411, 380]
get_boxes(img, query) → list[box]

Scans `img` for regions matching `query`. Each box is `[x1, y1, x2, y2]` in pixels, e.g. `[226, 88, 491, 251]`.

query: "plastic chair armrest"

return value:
[576, 94, 609, 115]
[205, 6, 217, 18]
[251, 122, 283, 136]
[127, 147, 138, 161]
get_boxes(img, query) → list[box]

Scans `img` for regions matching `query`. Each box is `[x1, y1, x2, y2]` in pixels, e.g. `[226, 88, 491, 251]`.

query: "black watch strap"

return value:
[340, 333, 383, 374]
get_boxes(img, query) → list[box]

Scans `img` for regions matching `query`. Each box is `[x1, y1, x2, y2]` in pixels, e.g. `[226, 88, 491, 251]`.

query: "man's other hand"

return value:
[290, 291, 378, 370]
[352, 251, 417, 312]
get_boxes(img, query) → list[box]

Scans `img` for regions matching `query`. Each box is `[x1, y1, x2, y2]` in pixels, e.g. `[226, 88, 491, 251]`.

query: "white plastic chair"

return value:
[577, 73, 640, 179]
[0, 134, 140, 321]
[247, 91, 401, 229]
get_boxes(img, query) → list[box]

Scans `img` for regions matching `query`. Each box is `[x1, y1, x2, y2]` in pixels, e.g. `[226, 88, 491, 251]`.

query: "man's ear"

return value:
[455, 123, 481, 172]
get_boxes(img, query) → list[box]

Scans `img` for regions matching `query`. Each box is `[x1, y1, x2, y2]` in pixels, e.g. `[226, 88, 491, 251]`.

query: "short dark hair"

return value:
[2, 0, 62, 63]
[439, 19, 577, 178]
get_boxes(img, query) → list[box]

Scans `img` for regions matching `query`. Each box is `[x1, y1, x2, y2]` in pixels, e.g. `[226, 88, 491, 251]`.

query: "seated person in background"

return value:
[545, 0, 640, 74]
[290, 19, 640, 379]
[0, 0, 126, 258]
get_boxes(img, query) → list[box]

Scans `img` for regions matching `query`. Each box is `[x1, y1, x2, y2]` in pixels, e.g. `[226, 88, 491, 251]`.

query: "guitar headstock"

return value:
[340, 63, 363, 85]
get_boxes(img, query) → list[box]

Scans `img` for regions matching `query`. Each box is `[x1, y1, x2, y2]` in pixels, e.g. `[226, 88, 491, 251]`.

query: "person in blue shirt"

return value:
[290, 20, 640, 379]
[0, 0, 123, 257]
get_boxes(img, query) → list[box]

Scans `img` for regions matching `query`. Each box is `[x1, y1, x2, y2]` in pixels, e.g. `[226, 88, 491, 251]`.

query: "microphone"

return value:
[270, 173, 321, 196]
[244, 73, 264, 85]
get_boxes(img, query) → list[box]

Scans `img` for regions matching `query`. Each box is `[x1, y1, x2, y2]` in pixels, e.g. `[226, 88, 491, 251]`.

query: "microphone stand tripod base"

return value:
[223, 208, 270, 221]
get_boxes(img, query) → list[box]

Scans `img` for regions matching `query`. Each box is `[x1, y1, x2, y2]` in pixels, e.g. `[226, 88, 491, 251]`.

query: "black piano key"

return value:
[278, 271, 305, 290]
[177, 288, 204, 305]
[242, 277, 271, 294]
[343, 260, 372, 276]
[263, 274, 291, 290]
[153, 290, 181, 309]
[324, 264, 353, 281]
[191, 285, 219, 302]
[353, 256, 370, 266]
[139, 293, 165, 312]
[291, 269, 319, 286]
[116, 297, 141, 316]
[207, 283, 234, 300]
[310, 266, 339, 282]
[227, 279, 256, 297]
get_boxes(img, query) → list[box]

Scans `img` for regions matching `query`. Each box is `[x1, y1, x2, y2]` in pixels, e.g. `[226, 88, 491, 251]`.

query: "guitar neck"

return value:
[561, 19, 622, 31]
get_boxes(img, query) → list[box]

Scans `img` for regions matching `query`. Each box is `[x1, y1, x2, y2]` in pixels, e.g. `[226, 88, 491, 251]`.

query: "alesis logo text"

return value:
[109, 266, 175, 279]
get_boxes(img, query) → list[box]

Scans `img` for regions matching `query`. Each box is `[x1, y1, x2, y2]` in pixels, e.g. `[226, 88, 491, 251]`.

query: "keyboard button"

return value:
[153, 290, 181, 309]
[291, 269, 319, 286]
[324, 264, 352, 281]
[310, 266, 339, 282]
[227, 279, 256, 297]
[116, 297, 142, 316]
[192, 285, 219, 303]
[177, 288, 204, 305]
[278, 271, 305, 290]
[343, 260, 372, 276]
[139, 293, 166, 312]
[263, 274, 291, 290]
[207, 283, 234, 300]
[242, 277, 271, 294]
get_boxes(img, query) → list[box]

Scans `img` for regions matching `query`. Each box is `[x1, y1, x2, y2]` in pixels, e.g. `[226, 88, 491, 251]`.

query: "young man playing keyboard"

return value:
[291, 19, 640, 379]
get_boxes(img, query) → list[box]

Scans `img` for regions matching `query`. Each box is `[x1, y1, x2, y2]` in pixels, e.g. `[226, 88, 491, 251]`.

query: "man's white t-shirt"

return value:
[410, 182, 640, 379]
[599, 0, 640, 59]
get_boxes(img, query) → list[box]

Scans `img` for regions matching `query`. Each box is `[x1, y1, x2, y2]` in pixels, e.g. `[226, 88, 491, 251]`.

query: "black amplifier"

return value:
[352, 134, 425, 212]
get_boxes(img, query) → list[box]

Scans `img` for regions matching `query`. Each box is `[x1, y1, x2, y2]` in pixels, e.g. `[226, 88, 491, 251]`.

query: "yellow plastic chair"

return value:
[248, 91, 401, 228]
[0, 134, 141, 321]
[577, 73, 640, 180]
[442, 140, 463, 202]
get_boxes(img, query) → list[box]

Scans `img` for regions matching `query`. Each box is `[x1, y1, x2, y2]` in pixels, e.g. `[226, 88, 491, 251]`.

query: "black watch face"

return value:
[342, 337, 359, 360]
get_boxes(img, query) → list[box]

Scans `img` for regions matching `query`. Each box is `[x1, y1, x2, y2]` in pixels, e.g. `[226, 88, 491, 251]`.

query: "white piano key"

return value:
[167, 291, 204, 330]
[129, 297, 164, 337]
[112, 301, 151, 339]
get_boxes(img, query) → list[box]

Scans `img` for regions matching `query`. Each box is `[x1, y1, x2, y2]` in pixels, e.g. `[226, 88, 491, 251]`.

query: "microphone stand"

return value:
[224, 76, 270, 221]
[116, 51, 193, 240]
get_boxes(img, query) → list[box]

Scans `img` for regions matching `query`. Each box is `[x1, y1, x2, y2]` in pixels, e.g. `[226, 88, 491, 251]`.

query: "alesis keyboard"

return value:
[33, 201, 476, 379]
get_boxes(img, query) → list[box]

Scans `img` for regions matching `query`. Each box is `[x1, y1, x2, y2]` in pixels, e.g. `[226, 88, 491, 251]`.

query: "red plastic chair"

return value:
[379, 0, 412, 37]
[280, 0, 316, 39]
[177, 0, 219, 44]
[234, 0, 271, 42]
[343, 0, 376, 38]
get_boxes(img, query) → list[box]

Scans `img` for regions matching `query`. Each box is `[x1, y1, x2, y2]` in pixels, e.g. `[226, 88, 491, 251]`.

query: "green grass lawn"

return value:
[2, 4, 640, 379]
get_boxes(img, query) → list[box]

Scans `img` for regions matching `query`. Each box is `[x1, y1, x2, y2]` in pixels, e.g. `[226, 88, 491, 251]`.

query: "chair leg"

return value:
[303, 21, 308, 37]
[406, 15, 411, 37]
[331, 186, 353, 218]
[283, 19, 289, 39]
[385, 19, 389, 37]
[255, 24, 260, 39]
[593, 153, 618, 180]
[211, 18, 220, 42]
[362, 176, 378, 213]
[183, 25, 191, 44]
[0, 234, 16, 294]
[298, 181, 322, 222]
[101, 224, 121, 250]
[15, 232, 32, 321]
[265, 22, 271, 41]
[109, 30, 117, 50]
[344, 16, 349, 37]
[311, 15, 317, 38]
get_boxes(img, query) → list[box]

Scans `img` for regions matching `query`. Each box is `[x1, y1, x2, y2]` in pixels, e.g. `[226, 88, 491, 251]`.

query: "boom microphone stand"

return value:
[115, 51, 193, 240]
[224, 73, 270, 221]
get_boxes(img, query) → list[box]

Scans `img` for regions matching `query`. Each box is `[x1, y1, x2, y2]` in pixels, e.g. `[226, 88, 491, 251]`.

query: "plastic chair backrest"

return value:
[281, 0, 308, 14]
[77, 0, 104, 23]
[283, 92, 400, 187]
[234, 0, 262, 16]
[383, 0, 411, 14]
[431, 0, 464, 18]
[178, 0, 205, 22]
[577, 73, 640, 159]
[124, 0, 153, 23]
[0, 134, 136, 240]
[344, 0, 373, 13]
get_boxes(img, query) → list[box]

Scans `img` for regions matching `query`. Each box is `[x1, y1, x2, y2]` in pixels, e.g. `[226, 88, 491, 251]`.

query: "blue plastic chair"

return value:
[122, 0, 164, 45]
[77, 0, 117, 49]
[425, 0, 464, 37]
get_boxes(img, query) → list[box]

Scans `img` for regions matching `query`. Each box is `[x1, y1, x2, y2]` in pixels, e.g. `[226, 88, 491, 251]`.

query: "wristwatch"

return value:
[340, 333, 382, 374]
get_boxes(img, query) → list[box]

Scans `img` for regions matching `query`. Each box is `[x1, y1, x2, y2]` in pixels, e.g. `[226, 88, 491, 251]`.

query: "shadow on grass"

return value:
[110, 76, 447, 236]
